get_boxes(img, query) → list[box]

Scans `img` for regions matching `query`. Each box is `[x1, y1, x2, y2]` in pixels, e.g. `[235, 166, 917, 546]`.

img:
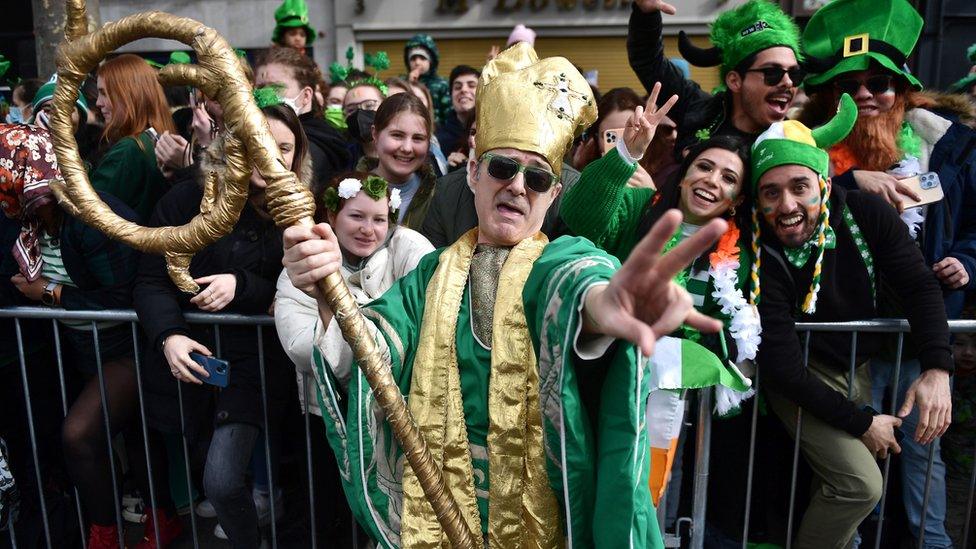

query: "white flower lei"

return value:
[389, 188, 402, 212]
[708, 257, 762, 365]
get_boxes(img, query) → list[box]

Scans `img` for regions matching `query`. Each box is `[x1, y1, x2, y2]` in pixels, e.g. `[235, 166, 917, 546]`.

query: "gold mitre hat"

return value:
[474, 42, 597, 177]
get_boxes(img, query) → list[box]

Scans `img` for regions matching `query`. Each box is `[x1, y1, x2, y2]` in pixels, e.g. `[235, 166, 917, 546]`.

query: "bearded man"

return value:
[799, 1, 976, 546]
[628, 0, 804, 154]
[749, 95, 953, 549]
[282, 44, 727, 548]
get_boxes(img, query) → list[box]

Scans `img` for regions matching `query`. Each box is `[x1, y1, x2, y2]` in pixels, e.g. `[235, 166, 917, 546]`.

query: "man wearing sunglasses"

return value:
[628, 0, 802, 155]
[799, 0, 976, 547]
[281, 43, 728, 548]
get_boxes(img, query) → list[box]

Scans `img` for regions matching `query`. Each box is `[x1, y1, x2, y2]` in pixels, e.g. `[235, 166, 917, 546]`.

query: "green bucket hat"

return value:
[677, 0, 802, 84]
[30, 74, 89, 123]
[802, 0, 923, 89]
[272, 0, 316, 46]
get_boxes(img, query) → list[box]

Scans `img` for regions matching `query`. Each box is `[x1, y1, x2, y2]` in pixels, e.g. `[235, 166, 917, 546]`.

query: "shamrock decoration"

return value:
[253, 85, 285, 108]
[329, 62, 350, 84]
[364, 51, 390, 73]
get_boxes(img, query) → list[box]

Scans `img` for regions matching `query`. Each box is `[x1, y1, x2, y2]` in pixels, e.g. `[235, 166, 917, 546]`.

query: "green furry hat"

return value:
[679, 0, 802, 84]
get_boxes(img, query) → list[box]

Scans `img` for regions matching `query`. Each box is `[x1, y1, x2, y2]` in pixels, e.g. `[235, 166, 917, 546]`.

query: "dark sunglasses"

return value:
[833, 74, 894, 96]
[481, 153, 557, 193]
[744, 66, 805, 86]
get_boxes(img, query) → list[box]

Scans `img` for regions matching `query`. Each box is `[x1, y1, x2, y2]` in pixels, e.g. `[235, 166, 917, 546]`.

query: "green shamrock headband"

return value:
[321, 175, 401, 222]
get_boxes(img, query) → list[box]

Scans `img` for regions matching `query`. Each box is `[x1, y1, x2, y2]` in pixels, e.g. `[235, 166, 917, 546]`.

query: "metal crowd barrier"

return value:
[666, 319, 976, 549]
[0, 307, 362, 549]
[1, 308, 974, 549]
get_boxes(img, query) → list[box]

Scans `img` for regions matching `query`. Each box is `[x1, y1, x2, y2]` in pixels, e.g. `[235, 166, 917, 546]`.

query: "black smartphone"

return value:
[189, 352, 230, 388]
[862, 405, 906, 444]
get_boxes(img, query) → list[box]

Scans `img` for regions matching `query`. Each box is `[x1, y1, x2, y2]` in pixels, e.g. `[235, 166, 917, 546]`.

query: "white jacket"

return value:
[274, 226, 435, 416]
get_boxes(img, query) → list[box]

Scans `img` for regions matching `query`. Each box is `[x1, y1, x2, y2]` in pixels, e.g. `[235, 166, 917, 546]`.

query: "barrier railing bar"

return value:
[689, 389, 712, 549]
[847, 332, 858, 400]
[874, 332, 904, 549]
[256, 327, 278, 548]
[130, 322, 161, 548]
[214, 324, 222, 357]
[0, 307, 276, 326]
[13, 319, 53, 549]
[741, 362, 761, 549]
[8, 521, 17, 548]
[918, 443, 937, 548]
[175, 380, 200, 549]
[962, 445, 975, 549]
[51, 319, 87, 549]
[786, 330, 813, 549]
[302, 372, 318, 549]
[90, 322, 126, 548]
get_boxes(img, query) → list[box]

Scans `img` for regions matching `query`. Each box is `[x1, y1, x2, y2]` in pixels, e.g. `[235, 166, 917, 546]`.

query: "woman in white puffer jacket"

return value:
[273, 171, 433, 543]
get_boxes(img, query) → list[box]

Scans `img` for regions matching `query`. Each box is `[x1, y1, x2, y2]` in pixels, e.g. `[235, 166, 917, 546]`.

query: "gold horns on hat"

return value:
[48, 1, 476, 546]
[475, 42, 597, 177]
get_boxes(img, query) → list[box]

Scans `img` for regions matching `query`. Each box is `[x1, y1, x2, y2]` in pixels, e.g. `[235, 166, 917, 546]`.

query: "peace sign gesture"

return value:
[623, 82, 679, 160]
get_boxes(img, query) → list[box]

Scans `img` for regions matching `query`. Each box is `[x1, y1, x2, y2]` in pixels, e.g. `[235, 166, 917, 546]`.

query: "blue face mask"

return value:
[5, 106, 23, 124]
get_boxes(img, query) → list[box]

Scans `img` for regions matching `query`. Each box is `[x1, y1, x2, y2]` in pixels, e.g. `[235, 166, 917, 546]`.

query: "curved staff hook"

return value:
[48, 1, 476, 546]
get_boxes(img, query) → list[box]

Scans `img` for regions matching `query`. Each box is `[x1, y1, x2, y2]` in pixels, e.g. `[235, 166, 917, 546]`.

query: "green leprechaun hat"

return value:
[272, 0, 316, 46]
[802, 0, 923, 89]
[678, 0, 802, 84]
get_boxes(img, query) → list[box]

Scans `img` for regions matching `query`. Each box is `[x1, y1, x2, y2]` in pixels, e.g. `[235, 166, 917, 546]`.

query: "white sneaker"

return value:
[214, 523, 228, 540]
[252, 488, 283, 527]
[195, 499, 217, 518]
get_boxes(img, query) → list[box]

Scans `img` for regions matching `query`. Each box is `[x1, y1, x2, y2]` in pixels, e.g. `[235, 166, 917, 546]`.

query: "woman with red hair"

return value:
[92, 54, 175, 222]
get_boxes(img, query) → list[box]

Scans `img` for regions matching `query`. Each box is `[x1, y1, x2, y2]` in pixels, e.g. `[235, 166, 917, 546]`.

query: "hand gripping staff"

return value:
[47, 2, 476, 546]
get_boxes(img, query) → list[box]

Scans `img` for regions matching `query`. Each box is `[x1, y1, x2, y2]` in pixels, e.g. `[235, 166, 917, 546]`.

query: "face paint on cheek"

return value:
[808, 195, 821, 205]
[761, 206, 773, 214]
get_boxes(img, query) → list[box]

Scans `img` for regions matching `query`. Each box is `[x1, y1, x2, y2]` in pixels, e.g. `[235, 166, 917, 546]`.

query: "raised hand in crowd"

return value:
[154, 131, 190, 178]
[486, 45, 501, 63]
[932, 256, 970, 289]
[898, 368, 952, 445]
[860, 414, 903, 460]
[161, 333, 212, 384]
[634, 0, 677, 15]
[622, 82, 679, 159]
[447, 150, 467, 168]
[190, 103, 217, 148]
[851, 170, 921, 213]
[581, 210, 725, 357]
[189, 274, 238, 312]
[408, 66, 424, 83]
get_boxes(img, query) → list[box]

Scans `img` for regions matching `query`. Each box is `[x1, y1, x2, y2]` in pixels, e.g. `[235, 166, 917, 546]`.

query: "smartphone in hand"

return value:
[189, 352, 230, 388]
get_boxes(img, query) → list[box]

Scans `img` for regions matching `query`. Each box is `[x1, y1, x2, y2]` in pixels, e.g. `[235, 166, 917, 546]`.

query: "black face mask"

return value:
[346, 109, 376, 144]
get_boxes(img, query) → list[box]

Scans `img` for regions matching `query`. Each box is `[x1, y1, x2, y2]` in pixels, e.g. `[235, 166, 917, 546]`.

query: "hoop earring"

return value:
[728, 205, 737, 217]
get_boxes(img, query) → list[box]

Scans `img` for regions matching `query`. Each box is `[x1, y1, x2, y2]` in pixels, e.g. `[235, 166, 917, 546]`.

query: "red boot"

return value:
[87, 523, 123, 549]
[135, 508, 183, 549]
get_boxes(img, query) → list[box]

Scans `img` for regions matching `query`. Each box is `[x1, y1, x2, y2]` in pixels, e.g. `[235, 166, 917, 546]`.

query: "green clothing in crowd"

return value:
[90, 131, 169, 223]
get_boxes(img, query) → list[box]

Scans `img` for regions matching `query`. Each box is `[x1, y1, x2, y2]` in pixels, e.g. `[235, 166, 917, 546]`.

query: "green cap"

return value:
[967, 44, 976, 64]
[751, 94, 858, 186]
[30, 74, 89, 123]
[802, 0, 923, 89]
[272, 0, 316, 46]
[677, 0, 802, 85]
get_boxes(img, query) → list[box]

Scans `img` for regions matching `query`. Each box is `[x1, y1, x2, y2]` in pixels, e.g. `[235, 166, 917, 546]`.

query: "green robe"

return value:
[310, 236, 664, 548]
[90, 132, 169, 223]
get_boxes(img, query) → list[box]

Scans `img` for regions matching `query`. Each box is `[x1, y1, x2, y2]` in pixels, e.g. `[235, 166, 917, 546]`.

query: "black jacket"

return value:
[301, 112, 352, 197]
[420, 163, 582, 248]
[756, 188, 952, 437]
[627, 6, 758, 154]
[133, 178, 295, 433]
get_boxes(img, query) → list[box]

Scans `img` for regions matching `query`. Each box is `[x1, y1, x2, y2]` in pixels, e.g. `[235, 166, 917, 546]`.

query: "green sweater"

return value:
[90, 132, 169, 223]
[560, 148, 655, 260]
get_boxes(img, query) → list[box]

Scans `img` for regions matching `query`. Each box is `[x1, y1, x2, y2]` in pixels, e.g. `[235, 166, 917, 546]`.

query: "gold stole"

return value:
[401, 229, 561, 548]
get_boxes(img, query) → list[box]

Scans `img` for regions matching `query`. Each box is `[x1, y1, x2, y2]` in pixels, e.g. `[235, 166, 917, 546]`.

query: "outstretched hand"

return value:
[583, 210, 725, 357]
[623, 82, 679, 159]
[634, 0, 677, 14]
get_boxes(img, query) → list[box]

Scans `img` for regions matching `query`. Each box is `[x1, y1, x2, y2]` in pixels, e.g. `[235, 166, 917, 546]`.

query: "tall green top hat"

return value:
[802, 0, 922, 89]
[272, 0, 316, 46]
[678, 0, 802, 83]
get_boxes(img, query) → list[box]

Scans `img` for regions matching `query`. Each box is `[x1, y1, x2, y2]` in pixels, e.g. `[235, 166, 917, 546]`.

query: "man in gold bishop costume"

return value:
[282, 43, 726, 548]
